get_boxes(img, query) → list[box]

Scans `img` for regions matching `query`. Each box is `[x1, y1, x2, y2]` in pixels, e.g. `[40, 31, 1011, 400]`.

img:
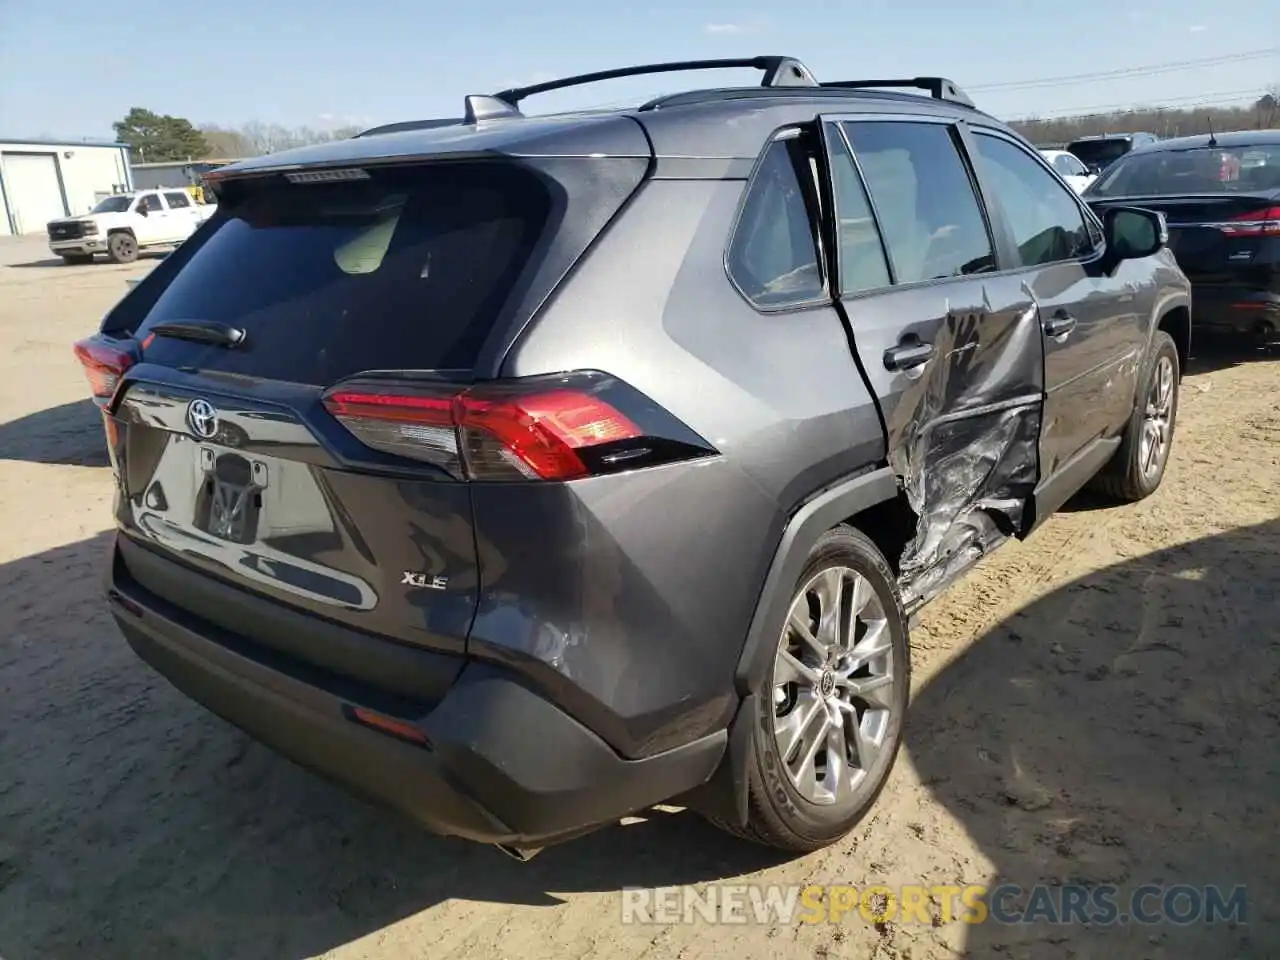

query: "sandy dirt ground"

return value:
[0, 233, 1277, 959]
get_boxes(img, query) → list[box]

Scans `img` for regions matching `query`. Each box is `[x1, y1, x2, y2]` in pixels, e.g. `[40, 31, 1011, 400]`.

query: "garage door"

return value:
[2, 153, 67, 234]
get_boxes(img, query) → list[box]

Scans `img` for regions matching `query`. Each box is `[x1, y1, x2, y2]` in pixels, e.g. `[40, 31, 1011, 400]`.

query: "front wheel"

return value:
[106, 231, 138, 264]
[1091, 330, 1180, 502]
[709, 525, 910, 853]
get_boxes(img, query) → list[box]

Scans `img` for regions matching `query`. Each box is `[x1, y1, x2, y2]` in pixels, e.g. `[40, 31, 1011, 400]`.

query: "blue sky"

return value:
[1, 0, 1276, 141]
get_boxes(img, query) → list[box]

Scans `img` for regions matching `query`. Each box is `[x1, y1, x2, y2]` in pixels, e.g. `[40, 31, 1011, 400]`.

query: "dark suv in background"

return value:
[74, 56, 1191, 860]
[1067, 132, 1161, 175]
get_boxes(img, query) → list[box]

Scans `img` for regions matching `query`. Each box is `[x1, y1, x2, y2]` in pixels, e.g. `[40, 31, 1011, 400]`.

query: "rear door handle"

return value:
[884, 338, 935, 372]
[1043, 311, 1077, 339]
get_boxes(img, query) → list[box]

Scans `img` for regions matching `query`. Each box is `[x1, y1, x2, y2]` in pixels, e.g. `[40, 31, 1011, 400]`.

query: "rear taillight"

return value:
[73, 336, 136, 404]
[1220, 206, 1280, 238]
[322, 372, 715, 482]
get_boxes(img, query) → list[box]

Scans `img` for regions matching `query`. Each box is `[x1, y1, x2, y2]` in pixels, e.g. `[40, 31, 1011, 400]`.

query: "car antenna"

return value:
[1206, 116, 1217, 148]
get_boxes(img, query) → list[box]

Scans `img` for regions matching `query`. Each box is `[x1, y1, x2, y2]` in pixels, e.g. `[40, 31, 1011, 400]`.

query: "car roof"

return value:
[1068, 132, 1155, 143]
[1127, 128, 1280, 153]
[209, 60, 1010, 179]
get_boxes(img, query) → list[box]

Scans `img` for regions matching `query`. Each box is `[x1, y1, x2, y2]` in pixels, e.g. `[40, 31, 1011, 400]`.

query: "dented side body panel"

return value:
[839, 277, 1045, 609]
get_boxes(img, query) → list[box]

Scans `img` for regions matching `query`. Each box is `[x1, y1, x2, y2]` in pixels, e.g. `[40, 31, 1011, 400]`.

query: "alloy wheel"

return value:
[1140, 355, 1175, 480]
[771, 566, 896, 806]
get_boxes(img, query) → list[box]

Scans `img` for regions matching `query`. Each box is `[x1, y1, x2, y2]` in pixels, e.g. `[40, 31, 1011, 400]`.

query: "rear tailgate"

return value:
[95, 146, 651, 688]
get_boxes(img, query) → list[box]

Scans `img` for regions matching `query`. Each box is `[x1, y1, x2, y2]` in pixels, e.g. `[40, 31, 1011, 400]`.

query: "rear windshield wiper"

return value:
[148, 320, 247, 348]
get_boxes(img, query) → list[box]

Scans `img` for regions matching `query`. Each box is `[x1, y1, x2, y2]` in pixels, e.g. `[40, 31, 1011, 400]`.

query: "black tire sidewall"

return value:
[751, 526, 910, 844]
[1126, 331, 1180, 497]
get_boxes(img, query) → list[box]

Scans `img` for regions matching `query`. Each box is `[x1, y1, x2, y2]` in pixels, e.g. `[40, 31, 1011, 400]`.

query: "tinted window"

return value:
[974, 133, 1092, 266]
[842, 121, 995, 284]
[1090, 143, 1280, 196]
[827, 132, 891, 294]
[135, 162, 552, 384]
[92, 195, 131, 213]
[164, 191, 192, 208]
[138, 194, 164, 213]
[1066, 138, 1131, 170]
[728, 137, 825, 308]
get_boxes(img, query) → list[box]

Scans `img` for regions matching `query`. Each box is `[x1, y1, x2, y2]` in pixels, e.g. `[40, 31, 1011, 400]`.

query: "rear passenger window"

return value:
[728, 137, 825, 308]
[841, 121, 995, 284]
[973, 133, 1093, 266]
[827, 132, 891, 294]
[164, 191, 192, 208]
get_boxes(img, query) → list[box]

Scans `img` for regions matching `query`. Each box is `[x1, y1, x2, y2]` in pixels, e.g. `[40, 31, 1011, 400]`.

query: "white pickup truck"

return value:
[47, 188, 216, 265]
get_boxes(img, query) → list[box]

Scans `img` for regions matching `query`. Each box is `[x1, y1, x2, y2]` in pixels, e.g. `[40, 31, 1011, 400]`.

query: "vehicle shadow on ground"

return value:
[0, 533, 787, 960]
[0, 398, 110, 466]
[1185, 333, 1277, 376]
[1059, 334, 1267, 517]
[8, 251, 169, 269]
[908, 519, 1280, 957]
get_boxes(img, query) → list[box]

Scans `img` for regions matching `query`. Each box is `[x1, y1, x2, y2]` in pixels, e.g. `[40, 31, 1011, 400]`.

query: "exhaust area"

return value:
[494, 844, 543, 862]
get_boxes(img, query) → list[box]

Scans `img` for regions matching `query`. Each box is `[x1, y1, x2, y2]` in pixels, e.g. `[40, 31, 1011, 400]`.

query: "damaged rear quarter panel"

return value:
[840, 275, 1045, 607]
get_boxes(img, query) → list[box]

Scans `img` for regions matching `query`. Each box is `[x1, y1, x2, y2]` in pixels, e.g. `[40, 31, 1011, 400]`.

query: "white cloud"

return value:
[1188, 24, 1207, 32]
[704, 16, 769, 34]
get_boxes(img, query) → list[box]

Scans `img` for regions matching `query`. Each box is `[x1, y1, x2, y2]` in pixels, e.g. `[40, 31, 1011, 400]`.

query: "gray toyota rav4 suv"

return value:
[76, 57, 1190, 860]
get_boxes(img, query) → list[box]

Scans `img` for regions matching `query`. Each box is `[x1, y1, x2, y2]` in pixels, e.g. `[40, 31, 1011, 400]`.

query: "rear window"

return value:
[135, 162, 553, 385]
[1067, 139, 1132, 169]
[1090, 144, 1280, 197]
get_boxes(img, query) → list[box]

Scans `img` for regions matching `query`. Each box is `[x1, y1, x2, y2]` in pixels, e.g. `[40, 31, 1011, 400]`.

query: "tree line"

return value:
[112, 107, 364, 163]
[114, 92, 1280, 163]
[1008, 92, 1278, 147]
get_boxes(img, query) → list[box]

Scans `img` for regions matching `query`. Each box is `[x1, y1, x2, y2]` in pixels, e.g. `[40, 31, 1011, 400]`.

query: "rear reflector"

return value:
[1221, 206, 1280, 238]
[346, 705, 431, 747]
[322, 372, 714, 482]
[73, 336, 136, 403]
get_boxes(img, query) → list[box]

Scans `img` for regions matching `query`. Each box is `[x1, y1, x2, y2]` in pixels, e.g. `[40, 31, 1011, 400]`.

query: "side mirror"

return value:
[1103, 206, 1166, 262]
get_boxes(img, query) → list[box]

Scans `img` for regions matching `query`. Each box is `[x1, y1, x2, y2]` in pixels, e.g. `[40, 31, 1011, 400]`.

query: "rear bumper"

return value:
[107, 539, 726, 847]
[1191, 286, 1280, 335]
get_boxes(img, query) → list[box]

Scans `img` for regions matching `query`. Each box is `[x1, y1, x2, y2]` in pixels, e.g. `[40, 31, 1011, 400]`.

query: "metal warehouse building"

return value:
[0, 139, 134, 236]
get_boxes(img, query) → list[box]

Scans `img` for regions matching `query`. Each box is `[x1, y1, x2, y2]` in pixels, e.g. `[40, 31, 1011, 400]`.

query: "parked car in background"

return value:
[47, 189, 216, 265]
[1040, 148, 1097, 193]
[1084, 130, 1280, 344]
[74, 56, 1190, 861]
[1067, 132, 1160, 175]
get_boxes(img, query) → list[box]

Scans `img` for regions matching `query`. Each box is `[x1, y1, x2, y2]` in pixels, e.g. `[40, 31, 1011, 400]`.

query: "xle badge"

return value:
[402, 571, 448, 590]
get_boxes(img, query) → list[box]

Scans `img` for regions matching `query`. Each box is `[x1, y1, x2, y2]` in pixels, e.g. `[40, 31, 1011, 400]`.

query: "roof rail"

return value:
[820, 77, 974, 108]
[492, 56, 819, 108]
[355, 62, 977, 138]
[355, 117, 464, 138]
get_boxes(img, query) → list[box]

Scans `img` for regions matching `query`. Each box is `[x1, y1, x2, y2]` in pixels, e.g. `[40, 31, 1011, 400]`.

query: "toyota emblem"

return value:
[186, 398, 219, 440]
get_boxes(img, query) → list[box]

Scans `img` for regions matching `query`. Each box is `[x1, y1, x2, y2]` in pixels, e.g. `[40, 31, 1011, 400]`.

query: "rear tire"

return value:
[1091, 330, 1179, 503]
[709, 525, 910, 853]
[61, 253, 94, 265]
[107, 231, 138, 264]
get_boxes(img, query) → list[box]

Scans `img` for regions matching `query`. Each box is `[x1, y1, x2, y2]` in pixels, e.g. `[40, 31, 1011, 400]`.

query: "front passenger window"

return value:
[974, 134, 1094, 267]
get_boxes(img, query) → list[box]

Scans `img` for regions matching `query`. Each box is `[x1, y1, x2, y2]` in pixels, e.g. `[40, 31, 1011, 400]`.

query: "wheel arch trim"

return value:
[733, 465, 900, 695]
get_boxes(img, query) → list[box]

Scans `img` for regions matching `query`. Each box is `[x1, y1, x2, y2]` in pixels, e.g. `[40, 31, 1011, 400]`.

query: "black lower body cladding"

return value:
[107, 535, 727, 846]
